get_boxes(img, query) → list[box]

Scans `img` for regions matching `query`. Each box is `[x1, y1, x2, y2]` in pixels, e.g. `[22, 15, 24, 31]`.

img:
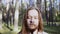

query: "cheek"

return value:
[34, 19, 39, 25]
[27, 19, 30, 24]
[27, 19, 39, 25]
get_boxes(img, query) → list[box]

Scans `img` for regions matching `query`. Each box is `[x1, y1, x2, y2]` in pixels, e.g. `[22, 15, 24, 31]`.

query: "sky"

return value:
[1, 0, 59, 6]
[2, 0, 36, 5]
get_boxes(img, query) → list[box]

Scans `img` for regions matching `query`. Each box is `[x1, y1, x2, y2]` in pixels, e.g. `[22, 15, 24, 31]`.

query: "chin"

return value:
[29, 26, 37, 30]
[28, 25, 38, 30]
[28, 27, 37, 31]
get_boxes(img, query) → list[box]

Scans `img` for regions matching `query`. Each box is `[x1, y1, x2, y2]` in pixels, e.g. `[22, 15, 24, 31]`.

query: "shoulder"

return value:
[38, 31, 48, 34]
[42, 31, 48, 34]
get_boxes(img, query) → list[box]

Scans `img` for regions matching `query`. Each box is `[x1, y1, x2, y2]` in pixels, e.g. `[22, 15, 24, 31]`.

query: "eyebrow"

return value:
[28, 15, 38, 17]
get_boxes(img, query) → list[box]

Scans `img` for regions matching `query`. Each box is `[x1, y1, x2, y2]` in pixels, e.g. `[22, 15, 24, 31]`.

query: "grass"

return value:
[0, 21, 60, 34]
[0, 23, 21, 34]
[44, 25, 60, 34]
[44, 21, 60, 34]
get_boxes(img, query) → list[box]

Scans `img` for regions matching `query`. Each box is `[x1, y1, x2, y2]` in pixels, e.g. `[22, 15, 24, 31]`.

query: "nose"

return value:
[30, 21, 32, 23]
[30, 18, 34, 23]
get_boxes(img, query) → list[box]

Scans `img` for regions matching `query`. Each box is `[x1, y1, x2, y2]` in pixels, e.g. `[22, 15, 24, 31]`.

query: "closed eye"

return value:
[34, 17, 38, 19]
[28, 16, 32, 19]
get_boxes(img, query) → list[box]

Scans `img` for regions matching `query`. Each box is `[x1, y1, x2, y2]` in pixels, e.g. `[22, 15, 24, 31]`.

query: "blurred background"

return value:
[0, 0, 60, 34]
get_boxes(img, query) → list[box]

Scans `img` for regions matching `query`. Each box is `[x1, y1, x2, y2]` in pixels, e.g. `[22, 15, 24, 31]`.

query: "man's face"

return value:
[27, 9, 39, 30]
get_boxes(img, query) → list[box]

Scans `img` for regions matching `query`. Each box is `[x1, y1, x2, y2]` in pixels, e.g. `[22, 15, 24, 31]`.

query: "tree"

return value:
[37, 0, 42, 10]
[0, 0, 2, 30]
[44, 0, 48, 25]
[49, 0, 55, 26]
[13, 0, 19, 32]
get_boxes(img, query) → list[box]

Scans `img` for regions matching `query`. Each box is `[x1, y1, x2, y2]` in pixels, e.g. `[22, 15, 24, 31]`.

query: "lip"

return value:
[29, 24, 35, 26]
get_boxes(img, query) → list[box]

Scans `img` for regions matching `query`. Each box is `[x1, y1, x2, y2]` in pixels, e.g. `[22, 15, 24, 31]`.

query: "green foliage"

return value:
[0, 23, 22, 34]
[57, 14, 60, 21]
[44, 25, 60, 34]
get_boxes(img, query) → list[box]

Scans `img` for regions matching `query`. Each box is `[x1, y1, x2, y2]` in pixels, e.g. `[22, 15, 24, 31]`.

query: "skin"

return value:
[27, 9, 39, 30]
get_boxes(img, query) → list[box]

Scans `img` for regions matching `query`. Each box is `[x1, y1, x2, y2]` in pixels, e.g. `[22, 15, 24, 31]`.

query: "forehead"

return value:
[28, 9, 38, 16]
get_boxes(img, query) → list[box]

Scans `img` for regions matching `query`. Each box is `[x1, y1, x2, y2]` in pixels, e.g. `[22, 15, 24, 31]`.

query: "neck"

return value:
[28, 29, 38, 34]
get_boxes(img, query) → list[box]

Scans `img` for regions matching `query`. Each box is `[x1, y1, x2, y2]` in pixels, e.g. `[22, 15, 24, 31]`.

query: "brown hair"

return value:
[21, 7, 43, 34]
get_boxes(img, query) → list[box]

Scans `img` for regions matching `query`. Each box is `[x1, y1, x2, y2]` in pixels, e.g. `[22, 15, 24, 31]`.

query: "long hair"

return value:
[21, 7, 43, 34]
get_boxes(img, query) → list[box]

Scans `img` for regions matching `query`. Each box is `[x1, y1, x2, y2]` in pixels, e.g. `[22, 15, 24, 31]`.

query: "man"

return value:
[18, 7, 48, 34]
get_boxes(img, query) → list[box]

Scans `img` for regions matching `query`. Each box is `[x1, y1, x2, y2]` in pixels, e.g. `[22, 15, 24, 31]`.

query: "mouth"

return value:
[30, 23, 34, 25]
[29, 24, 35, 26]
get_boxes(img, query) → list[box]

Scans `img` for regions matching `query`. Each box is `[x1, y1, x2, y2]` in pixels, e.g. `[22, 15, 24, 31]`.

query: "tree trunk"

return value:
[44, 0, 49, 26]
[0, 10, 2, 30]
[37, 0, 41, 10]
[0, 0, 2, 30]
[14, 0, 19, 32]
[14, 9, 19, 31]
[6, 0, 11, 27]
[49, 0, 53, 26]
